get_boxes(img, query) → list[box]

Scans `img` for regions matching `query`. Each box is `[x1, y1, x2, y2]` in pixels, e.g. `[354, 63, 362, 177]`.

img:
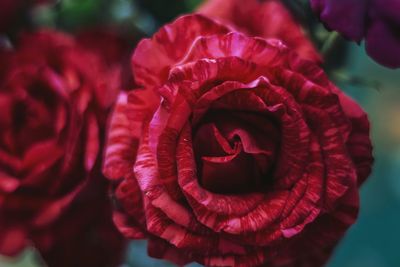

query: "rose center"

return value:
[2, 81, 60, 155]
[193, 110, 280, 194]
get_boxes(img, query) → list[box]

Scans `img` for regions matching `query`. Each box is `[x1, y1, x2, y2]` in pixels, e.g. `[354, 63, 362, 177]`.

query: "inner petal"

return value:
[193, 110, 279, 194]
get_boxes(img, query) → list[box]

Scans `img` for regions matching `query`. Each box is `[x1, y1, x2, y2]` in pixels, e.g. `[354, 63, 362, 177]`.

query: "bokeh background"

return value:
[1, 0, 399, 266]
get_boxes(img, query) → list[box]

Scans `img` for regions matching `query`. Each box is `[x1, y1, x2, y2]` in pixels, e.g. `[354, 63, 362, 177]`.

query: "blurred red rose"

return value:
[198, 0, 320, 62]
[0, 30, 124, 266]
[104, 15, 373, 267]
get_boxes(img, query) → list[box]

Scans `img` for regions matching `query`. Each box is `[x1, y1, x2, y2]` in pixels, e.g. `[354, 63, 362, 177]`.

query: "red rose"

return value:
[198, 0, 321, 62]
[0, 30, 124, 266]
[104, 14, 373, 267]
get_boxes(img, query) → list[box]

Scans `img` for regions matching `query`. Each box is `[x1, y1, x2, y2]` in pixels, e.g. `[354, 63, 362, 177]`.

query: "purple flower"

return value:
[311, 0, 400, 68]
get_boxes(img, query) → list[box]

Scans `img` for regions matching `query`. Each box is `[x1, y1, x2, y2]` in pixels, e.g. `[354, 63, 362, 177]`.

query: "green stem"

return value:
[321, 31, 340, 57]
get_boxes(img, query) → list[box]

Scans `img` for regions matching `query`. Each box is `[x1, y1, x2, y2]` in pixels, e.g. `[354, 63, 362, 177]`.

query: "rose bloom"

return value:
[198, 0, 320, 63]
[0, 30, 124, 266]
[311, 0, 400, 68]
[104, 14, 373, 267]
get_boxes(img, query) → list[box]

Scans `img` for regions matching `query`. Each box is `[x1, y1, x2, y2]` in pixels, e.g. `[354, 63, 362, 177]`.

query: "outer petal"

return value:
[330, 86, 373, 185]
[132, 14, 229, 89]
[0, 225, 27, 256]
[103, 87, 159, 180]
[198, 0, 321, 62]
[272, 183, 359, 267]
[103, 92, 137, 180]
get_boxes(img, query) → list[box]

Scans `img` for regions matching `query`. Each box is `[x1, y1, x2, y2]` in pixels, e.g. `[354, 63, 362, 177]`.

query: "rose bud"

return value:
[198, 0, 320, 63]
[0, 30, 124, 266]
[311, 0, 400, 68]
[103, 14, 373, 267]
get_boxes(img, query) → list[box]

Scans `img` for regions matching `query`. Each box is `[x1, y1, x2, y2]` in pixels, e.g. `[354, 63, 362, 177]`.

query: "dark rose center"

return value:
[1, 80, 60, 155]
[193, 110, 280, 194]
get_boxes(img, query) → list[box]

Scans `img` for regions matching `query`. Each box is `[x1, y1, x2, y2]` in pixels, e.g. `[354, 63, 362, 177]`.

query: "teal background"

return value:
[1, 1, 400, 266]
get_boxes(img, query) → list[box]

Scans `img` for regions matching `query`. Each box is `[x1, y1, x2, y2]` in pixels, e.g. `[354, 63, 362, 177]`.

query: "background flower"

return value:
[310, 0, 400, 68]
[104, 14, 372, 267]
[0, 30, 124, 267]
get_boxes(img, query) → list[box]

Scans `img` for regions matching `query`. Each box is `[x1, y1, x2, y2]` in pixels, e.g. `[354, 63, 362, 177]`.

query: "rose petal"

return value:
[199, 0, 321, 62]
[84, 113, 99, 171]
[366, 19, 400, 68]
[0, 226, 27, 256]
[0, 172, 20, 193]
[132, 14, 229, 89]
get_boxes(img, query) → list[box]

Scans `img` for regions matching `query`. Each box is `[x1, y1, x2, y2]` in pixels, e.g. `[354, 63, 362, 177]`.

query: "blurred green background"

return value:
[1, 0, 399, 266]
